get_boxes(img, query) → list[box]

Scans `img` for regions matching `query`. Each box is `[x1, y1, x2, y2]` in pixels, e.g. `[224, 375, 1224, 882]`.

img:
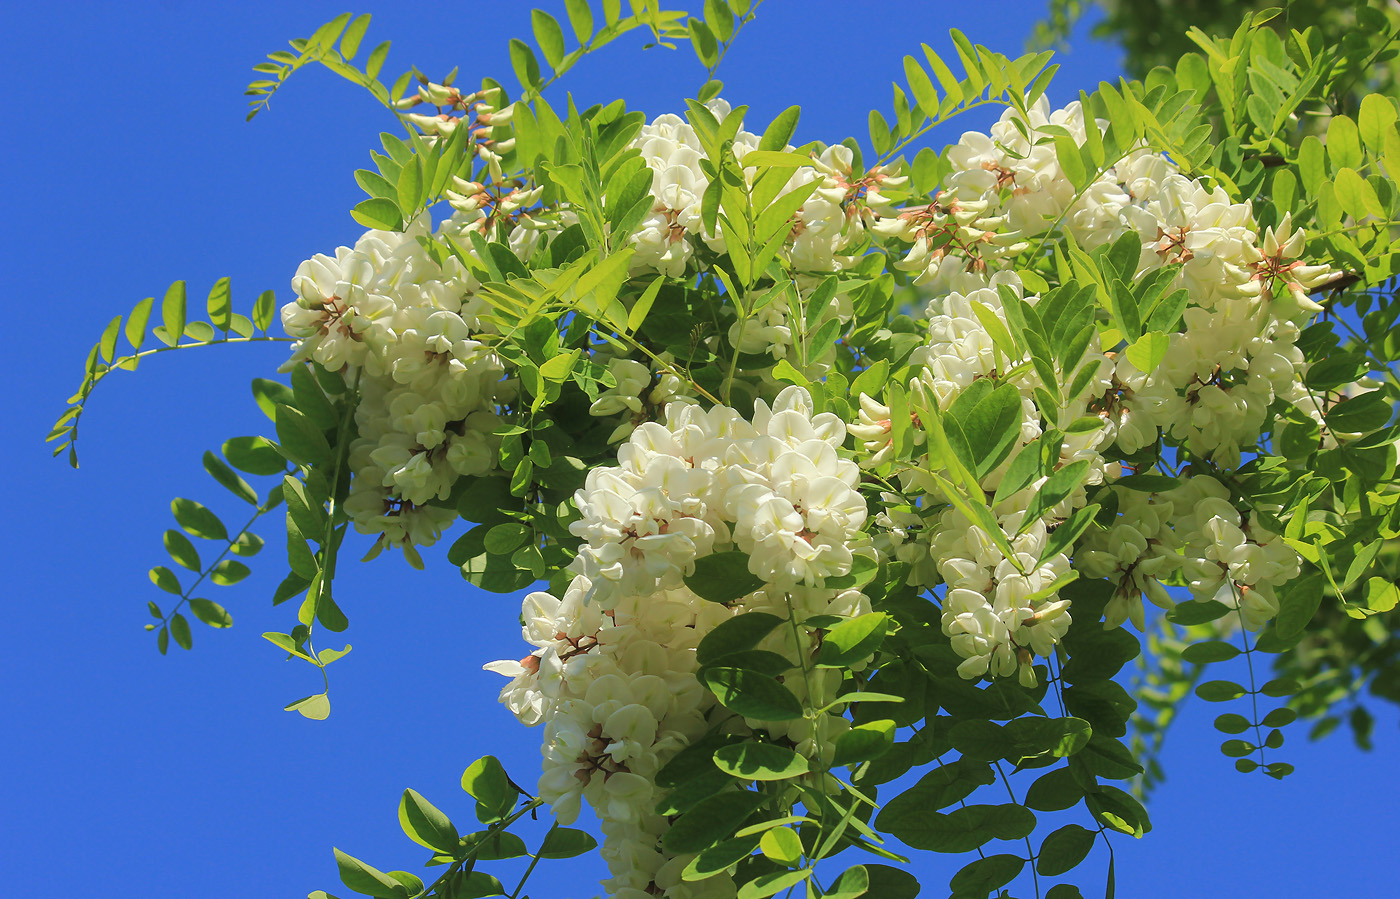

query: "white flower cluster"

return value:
[282, 205, 551, 556]
[850, 96, 1331, 674]
[271, 89, 1338, 896]
[488, 387, 871, 897]
[629, 100, 900, 373]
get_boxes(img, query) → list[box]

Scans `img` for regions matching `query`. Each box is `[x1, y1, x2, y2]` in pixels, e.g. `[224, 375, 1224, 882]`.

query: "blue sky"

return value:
[2, 2, 1396, 897]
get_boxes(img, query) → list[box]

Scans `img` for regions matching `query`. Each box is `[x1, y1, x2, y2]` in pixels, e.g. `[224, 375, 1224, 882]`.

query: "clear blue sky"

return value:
[2, 2, 1395, 897]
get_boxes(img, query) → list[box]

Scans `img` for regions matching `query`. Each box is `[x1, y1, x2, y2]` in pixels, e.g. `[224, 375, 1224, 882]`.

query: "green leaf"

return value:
[863, 864, 919, 899]
[252, 290, 276, 333]
[1213, 713, 1250, 735]
[950, 381, 1023, 478]
[223, 436, 284, 476]
[1180, 640, 1240, 664]
[125, 296, 154, 352]
[1167, 599, 1231, 625]
[351, 197, 402, 231]
[149, 565, 182, 595]
[1024, 766, 1085, 811]
[1359, 93, 1397, 153]
[831, 720, 896, 766]
[713, 742, 810, 780]
[461, 756, 515, 820]
[509, 38, 542, 91]
[663, 790, 768, 853]
[757, 825, 803, 867]
[211, 560, 251, 586]
[696, 612, 785, 666]
[564, 0, 594, 43]
[274, 404, 332, 466]
[203, 451, 259, 504]
[867, 108, 891, 156]
[704, 0, 735, 41]
[885, 803, 1036, 853]
[161, 280, 187, 345]
[164, 529, 201, 571]
[98, 315, 122, 363]
[251, 378, 295, 421]
[170, 613, 192, 650]
[688, 17, 720, 69]
[1326, 391, 1391, 433]
[1054, 133, 1087, 188]
[758, 105, 801, 153]
[1366, 577, 1399, 612]
[188, 598, 232, 628]
[206, 277, 233, 332]
[1334, 167, 1384, 219]
[1087, 785, 1151, 836]
[1327, 114, 1362, 171]
[537, 827, 599, 859]
[339, 13, 371, 58]
[876, 759, 995, 823]
[172, 498, 228, 541]
[1195, 680, 1246, 702]
[702, 667, 804, 720]
[1037, 824, 1095, 877]
[685, 550, 765, 604]
[333, 848, 407, 899]
[738, 868, 809, 899]
[626, 276, 664, 333]
[1125, 331, 1169, 373]
[398, 789, 460, 854]
[816, 613, 888, 667]
[396, 155, 424, 216]
[1022, 459, 1091, 528]
[531, 9, 567, 69]
[951, 854, 1025, 896]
